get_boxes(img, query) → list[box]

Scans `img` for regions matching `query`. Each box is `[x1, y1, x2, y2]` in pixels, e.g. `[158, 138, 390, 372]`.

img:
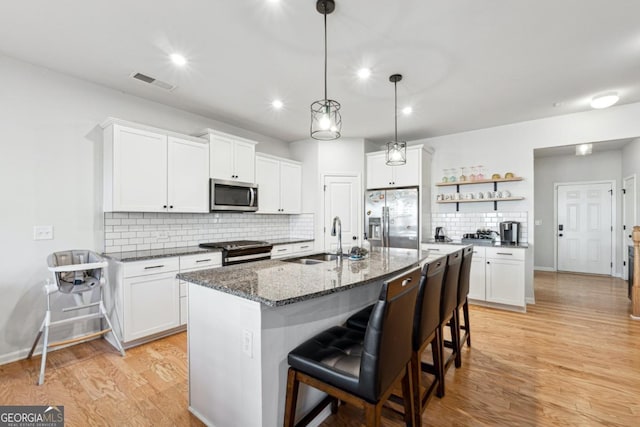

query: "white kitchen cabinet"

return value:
[468, 247, 486, 300]
[271, 241, 315, 259]
[102, 119, 209, 213]
[106, 252, 221, 346]
[485, 248, 525, 307]
[256, 154, 302, 214]
[366, 146, 422, 189]
[178, 253, 223, 326]
[200, 129, 257, 183]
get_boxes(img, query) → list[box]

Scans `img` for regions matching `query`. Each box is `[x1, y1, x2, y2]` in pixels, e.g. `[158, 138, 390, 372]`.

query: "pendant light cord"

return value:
[323, 3, 328, 102]
[394, 80, 398, 142]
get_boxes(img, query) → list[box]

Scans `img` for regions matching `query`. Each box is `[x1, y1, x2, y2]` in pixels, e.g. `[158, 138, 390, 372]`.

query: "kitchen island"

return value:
[178, 247, 433, 427]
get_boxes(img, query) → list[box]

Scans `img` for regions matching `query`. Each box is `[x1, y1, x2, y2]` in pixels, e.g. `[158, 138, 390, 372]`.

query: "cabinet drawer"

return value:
[421, 244, 465, 254]
[123, 257, 179, 278]
[485, 247, 525, 261]
[180, 252, 222, 270]
[272, 244, 293, 259]
[294, 242, 314, 254]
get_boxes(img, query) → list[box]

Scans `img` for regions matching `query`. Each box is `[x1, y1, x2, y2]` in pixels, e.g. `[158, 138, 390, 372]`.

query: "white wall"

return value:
[622, 138, 640, 223]
[411, 101, 640, 302]
[534, 150, 623, 271]
[0, 54, 290, 363]
[290, 138, 367, 251]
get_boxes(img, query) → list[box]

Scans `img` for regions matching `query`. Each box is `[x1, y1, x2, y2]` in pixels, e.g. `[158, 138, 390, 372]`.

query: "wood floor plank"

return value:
[1, 271, 639, 426]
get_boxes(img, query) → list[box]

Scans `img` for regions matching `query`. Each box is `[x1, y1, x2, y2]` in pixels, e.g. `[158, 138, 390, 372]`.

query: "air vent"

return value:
[130, 72, 177, 91]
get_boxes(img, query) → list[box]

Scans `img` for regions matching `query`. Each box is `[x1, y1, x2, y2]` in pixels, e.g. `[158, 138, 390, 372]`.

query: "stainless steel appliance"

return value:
[210, 179, 258, 212]
[365, 187, 419, 249]
[199, 240, 273, 266]
[435, 227, 447, 242]
[462, 229, 498, 246]
[499, 221, 520, 245]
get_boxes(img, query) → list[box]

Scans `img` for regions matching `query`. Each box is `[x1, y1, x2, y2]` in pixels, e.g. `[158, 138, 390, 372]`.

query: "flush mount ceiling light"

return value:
[590, 92, 619, 109]
[170, 53, 187, 67]
[575, 143, 593, 156]
[310, 0, 341, 140]
[271, 99, 283, 109]
[402, 106, 413, 115]
[386, 74, 407, 166]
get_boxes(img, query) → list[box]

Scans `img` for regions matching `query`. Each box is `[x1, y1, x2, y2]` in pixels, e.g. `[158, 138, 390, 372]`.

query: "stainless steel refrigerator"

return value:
[365, 187, 419, 250]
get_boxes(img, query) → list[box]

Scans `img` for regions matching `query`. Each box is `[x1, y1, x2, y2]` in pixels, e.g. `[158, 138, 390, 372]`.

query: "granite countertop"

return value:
[104, 246, 221, 262]
[422, 239, 529, 249]
[268, 238, 314, 245]
[178, 247, 435, 307]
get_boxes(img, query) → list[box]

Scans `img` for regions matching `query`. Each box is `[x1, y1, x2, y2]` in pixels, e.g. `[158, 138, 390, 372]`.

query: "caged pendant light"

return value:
[310, 0, 342, 140]
[386, 74, 406, 166]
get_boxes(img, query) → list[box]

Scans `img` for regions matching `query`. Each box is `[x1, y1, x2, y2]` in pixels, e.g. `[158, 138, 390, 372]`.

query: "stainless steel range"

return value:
[199, 240, 273, 266]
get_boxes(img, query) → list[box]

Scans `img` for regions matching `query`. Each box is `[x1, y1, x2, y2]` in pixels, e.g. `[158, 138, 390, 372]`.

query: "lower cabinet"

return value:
[470, 247, 525, 309]
[271, 241, 315, 259]
[421, 244, 526, 310]
[107, 251, 221, 346]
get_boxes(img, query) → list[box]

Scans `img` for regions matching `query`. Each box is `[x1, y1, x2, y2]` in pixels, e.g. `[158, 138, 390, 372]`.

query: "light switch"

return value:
[535, 220, 542, 226]
[33, 225, 53, 240]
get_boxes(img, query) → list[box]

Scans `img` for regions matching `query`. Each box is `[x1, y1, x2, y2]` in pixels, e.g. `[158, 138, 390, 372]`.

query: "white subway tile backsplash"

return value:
[430, 211, 528, 243]
[104, 212, 315, 253]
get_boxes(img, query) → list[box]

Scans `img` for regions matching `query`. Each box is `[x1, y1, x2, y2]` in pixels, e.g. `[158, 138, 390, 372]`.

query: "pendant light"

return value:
[386, 74, 406, 165]
[310, 0, 342, 140]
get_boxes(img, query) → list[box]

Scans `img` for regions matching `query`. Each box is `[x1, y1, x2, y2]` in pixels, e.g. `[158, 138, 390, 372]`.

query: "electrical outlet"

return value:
[33, 225, 53, 240]
[242, 329, 253, 358]
[535, 220, 542, 226]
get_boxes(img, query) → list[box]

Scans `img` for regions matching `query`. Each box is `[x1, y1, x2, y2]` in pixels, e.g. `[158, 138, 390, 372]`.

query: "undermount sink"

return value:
[281, 252, 346, 264]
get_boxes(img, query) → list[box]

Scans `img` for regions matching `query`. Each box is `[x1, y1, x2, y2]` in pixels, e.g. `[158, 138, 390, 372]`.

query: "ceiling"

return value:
[534, 138, 636, 158]
[1, 1, 639, 143]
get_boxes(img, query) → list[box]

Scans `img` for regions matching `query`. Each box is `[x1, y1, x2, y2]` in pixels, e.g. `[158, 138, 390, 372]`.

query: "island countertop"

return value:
[177, 247, 432, 307]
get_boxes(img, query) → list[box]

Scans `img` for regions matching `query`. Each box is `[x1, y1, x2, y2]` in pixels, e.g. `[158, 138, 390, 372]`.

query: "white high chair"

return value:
[27, 250, 125, 385]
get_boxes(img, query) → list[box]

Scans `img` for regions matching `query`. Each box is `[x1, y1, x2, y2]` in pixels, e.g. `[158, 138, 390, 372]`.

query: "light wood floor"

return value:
[2, 272, 639, 426]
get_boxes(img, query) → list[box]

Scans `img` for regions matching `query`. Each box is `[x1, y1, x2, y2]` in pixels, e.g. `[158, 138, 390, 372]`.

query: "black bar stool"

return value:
[284, 267, 421, 427]
[454, 246, 474, 367]
[345, 259, 447, 425]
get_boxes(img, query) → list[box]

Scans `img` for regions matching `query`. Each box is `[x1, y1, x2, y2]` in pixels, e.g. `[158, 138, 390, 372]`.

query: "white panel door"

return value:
[366, 153, 394, 189]
[280, 162, 302, 214]
[167, 137, 209, 213]
[233, 140, 256, 183]
[255, 156, 280, 213]
[113, 125, 167, 212]
[557, 183, 612, 274]
[210, 135, 234, 180]
[324, 175, 361, 253]
[623, 175, 636, 280]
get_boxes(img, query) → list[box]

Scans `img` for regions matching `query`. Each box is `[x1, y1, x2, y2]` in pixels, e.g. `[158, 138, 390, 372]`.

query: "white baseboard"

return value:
[189, 402, 331, 426]
[526, 297, 536, 304]
[534, 266, 556, 272]
[0, 333, 103, 366]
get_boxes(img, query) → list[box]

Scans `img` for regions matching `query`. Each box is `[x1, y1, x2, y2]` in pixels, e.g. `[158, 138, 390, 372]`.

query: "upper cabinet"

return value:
[198, 129, 257, 183]
[102, 119, 209, 213]
[366, 145, 424, 189]
[255, 154, 302, 214]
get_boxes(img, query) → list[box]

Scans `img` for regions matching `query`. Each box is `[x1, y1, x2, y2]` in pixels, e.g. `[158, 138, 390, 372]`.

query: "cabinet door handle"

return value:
[144, 265, 165, 270]
[430, 248, 440, 251]
[277, 248, 287, 252]
[300, 245, 310, 249]
[196, 259, 212, 263]
[496, 252, 513, 256]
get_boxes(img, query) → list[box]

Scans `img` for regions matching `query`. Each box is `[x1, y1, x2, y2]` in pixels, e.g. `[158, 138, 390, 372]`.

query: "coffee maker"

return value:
[499, 221, 520, 245]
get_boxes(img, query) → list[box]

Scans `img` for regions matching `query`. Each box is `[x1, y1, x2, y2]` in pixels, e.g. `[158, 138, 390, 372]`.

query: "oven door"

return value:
[211, 179, 258, 212]
[223, 246, 272, 266]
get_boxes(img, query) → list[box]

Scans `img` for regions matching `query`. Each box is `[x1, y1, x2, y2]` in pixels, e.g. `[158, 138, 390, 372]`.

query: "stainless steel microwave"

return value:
[210, 179, 258, 212]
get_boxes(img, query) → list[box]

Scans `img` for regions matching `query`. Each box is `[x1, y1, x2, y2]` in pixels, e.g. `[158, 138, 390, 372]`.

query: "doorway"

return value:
[323, 174, 362, 253]
[555, 181, 614, 275]
[623, 174, 637, 280]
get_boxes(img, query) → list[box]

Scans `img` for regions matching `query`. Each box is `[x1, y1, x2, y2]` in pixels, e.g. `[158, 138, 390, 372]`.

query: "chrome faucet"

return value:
[331, 216, 342, 256]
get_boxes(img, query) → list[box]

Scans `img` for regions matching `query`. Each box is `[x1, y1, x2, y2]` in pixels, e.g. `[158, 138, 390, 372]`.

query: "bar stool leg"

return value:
[434, 326, 445, 398]
[453, 310, 462, 369]
[463, 300, 471, 347]
[401, 363, 415, 427]
[284, 368, 299, 427]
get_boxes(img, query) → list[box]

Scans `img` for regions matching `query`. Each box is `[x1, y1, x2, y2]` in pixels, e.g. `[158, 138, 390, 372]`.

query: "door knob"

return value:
[352, 236, 357, 240]
[559, 233, 563, 237]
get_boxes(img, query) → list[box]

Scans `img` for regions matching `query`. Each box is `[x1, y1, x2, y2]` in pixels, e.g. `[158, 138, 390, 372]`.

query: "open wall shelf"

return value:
[435, 176, 524, 211]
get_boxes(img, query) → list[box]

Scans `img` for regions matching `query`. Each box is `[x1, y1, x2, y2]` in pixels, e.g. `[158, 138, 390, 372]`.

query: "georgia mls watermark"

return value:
[0, 406, 64, 427]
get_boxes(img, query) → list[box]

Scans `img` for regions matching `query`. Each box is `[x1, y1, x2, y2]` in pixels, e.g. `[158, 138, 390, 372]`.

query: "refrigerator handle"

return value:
[383, 207, 390, 247]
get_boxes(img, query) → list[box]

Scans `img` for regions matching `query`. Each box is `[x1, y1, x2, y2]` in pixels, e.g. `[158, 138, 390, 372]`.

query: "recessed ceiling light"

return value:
[590, 92, 619, 109]
[402, 106, 413, 115]
[357, 68, 371, 79]
[575, 143, 592, 156]
[271, 99, 283, 109]
[170, 53, 187, 67]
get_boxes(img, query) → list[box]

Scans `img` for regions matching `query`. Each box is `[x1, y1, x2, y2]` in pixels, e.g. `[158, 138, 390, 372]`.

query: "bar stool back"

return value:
[454, 246, 474, 368]
[284, 267, 421, 426]
[438, 249, 463, 396]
